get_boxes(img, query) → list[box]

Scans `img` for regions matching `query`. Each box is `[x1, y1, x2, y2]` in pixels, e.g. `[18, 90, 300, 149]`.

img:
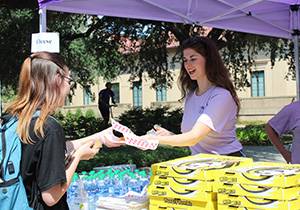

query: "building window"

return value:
[83, 86, 92, 105]
[111, 83, 120, 103]
[251, 71, 265, 97]
[133, 81, 142, 107]
[156, 85, 167, 102]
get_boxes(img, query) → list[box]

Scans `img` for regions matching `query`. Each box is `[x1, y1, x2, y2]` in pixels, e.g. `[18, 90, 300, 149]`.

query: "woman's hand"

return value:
[75, 141, 99, 161]
[153, 125, 174, 136]
[96, 127, 125, 148]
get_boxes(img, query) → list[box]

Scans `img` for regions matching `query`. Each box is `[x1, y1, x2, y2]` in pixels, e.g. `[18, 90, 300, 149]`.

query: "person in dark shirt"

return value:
[4, 52, 122, 210]
[98, 82, 116, 127]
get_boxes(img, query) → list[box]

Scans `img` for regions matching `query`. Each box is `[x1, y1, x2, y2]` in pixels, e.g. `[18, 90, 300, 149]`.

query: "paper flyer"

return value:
[111, 119, 158, 150]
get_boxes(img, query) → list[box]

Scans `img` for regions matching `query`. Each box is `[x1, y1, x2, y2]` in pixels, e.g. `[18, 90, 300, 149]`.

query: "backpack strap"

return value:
[0, 112, 40, 183]
[0, 128, 6, 182]
[0, 176, 19, 187]
[0, 116, 18, 182]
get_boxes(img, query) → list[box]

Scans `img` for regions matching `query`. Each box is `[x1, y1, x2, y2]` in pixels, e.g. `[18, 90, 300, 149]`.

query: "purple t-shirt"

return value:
[181, 86, 242, 155]
[268, 101, 300, 164]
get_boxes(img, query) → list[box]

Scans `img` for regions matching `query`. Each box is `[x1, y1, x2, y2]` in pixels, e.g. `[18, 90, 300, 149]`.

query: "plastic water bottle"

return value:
[83, 176, 96, 210]
[67, 173, 80, 209]
[77, 179, 89, 210]
[121, 172, 130, 195]
[67, 175, 89, 210]
[70, 179, 89, 210]
[139, 171, 150, 192]
[128, 173, 140, 193]
[105, 172, 115, 196]
[113, 174, 125, 196]
[96, 174, 109, 197]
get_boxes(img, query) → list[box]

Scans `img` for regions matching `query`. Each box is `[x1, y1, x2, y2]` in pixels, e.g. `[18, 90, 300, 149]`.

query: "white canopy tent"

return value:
[38, 0, 300, 99]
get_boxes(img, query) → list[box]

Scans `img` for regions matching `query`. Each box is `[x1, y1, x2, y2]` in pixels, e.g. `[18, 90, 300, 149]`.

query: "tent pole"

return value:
[39, 7, 47, 32]
[291, 4, 300, 100]
[294, 36, 300, 101]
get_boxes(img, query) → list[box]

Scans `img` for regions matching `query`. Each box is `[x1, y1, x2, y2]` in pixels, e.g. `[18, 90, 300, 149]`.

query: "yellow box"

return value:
[149, 203, 216, 210]
[218, 204, 300, 210]
[218, 204, 265, 210]
[218, 162, 300, 187]
[150, 175, 214, 192]
[150, 205, 187, 210]
[148, 184, 217, 202]
[218, 194, 300, 209]
[149, 196, 217, 210]
[151, 154, 253, 180]
[215, 182, 300, 200]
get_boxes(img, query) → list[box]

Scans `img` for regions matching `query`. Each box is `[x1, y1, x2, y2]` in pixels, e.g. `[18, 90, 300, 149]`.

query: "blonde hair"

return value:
[5, 52, 69, 144]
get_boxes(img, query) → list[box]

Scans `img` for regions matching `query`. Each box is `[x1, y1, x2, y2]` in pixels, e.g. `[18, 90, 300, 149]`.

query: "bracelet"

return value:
[65, 149, 76, 166]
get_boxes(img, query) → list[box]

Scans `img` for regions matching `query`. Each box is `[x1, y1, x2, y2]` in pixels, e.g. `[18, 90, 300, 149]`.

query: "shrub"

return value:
[77, 145, 190, 172]
[118, 106, 182, 135]
[237, 124, 269, 145]
[53, 107, 294, 171]
[237, 124, 293, 145]
[54, 109, 107, 139]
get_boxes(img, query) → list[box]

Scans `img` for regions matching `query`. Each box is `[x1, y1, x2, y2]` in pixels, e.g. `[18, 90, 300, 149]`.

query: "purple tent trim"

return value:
[38, 0, 61, 8]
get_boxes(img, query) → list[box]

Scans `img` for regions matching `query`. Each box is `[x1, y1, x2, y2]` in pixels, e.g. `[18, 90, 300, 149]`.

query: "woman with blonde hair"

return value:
[4, 52, 120, 209]
[146, 36, 244, 156]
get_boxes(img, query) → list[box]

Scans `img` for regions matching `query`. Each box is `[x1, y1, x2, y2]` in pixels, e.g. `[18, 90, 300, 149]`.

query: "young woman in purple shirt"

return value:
[146, 36, 244, 156]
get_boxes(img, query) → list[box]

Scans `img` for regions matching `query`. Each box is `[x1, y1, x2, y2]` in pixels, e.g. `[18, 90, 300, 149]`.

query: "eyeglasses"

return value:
[61, 75, 76, 88]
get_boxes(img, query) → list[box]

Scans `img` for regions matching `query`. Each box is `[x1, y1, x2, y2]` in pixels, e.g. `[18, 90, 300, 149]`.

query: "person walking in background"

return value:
[144, 36, 244, 157]
[4, 52, 122, 210]
[98, 82, 116, 127]
[265, 101, 300, 164]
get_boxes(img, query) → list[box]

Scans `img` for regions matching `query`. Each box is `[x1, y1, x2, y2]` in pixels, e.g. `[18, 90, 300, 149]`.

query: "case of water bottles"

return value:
[67, 164, 151, 210]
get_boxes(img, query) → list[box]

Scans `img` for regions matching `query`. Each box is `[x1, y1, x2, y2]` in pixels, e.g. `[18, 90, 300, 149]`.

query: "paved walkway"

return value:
[243, 146, 285, 163]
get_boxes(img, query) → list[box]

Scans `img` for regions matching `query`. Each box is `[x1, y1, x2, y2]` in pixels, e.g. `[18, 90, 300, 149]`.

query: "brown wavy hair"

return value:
[5, 52, 69, 144]
[178, 36, 240, 114]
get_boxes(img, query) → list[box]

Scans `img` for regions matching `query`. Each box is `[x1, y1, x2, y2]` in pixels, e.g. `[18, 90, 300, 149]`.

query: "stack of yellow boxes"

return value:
[216, 162, 300, 210]
[148, 154, 253, 210]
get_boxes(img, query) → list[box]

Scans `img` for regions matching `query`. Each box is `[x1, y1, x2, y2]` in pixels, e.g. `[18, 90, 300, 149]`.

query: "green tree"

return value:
[0, 7, 38, 86]
[0, 1, 295, 92]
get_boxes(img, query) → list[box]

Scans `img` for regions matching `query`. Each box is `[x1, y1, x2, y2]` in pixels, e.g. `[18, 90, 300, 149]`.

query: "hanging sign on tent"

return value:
[31, 32, 60, 53]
